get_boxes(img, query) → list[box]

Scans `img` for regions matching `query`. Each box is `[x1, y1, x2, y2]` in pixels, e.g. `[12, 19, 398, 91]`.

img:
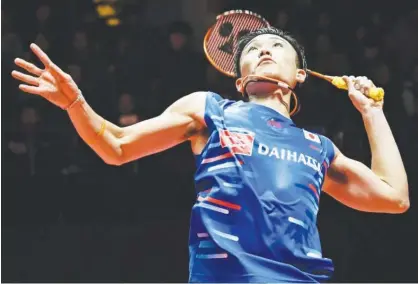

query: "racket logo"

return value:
[219, 129, 255, 156]
[204, 10, 271, 77]
[218, 22, 250, 55]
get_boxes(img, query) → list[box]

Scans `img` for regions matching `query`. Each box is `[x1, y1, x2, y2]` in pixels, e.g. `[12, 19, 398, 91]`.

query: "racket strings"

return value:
[205, 13, 270, 76]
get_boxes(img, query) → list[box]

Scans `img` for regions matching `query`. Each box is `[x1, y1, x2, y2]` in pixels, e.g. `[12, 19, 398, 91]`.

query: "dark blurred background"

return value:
[2, 0, 417, 282]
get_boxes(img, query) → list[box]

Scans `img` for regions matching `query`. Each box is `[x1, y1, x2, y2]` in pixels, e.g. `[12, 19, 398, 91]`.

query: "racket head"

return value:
[203, 10, 270, 78]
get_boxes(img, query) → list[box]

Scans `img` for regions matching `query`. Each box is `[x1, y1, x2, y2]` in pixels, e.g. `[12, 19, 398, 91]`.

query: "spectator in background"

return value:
[369, 12, 384, 34]
[329, 52, 351, 75]
[274, 10, 289, 30]
[35, 4, 51, 34]
[313, 33, 334, 73]
[317, 12, 331, 33]
[117, 93, 142, 127]
[2, 9, 24, 113]
[71, 30, 90, 64]
[387, 10, 418, 74]
[4, 104, 60, 177]
[111, 37, 145, 92]
[401, 63, 418, 140]
[363, 37, 381, 66]
[32, 4, 54, 54]
[349, 35, 381, 75]
[2, 9, 23, 63]
[371, 62, 391, 88]
[168, 21, 192, 52]
[61, 133, 84, 176]
[144, 77, 165, 117]
[157, 21, 206, 107]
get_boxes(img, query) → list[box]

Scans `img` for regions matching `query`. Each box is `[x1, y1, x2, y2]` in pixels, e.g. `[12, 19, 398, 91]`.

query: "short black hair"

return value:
[233, 27, 307, 78]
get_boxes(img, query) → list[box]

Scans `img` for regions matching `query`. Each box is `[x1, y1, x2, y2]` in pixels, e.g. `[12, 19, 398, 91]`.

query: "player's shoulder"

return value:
[165, 91, 206, 114]
[206, 91, 238, 103]
[180, 91, 237, 104]
[168, 91, 238, 121]
[194, 91, 240, 111]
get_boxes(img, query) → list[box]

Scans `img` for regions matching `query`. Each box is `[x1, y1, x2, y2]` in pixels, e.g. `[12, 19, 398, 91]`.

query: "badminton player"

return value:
[11, 27, 409, 283]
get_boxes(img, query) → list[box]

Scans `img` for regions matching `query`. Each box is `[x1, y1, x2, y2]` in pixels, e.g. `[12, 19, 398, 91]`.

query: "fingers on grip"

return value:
[369, 87, 384, 101]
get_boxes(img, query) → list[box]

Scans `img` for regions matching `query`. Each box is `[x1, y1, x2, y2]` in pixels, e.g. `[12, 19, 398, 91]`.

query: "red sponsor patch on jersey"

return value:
[219, 130, 255, 156]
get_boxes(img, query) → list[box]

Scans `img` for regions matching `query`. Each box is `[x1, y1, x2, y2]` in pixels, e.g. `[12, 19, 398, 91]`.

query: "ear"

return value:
[295, 69, 307, 84]
[235, 77, 244, 93]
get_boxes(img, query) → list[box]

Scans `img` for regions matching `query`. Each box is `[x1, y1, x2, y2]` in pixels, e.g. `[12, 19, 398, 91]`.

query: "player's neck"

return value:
[248, 89, 291, 119]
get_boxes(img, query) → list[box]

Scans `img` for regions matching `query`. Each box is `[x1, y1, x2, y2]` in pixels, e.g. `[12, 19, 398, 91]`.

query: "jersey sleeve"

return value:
[320, 135, 336, 168]
[204, 92, 229, 133]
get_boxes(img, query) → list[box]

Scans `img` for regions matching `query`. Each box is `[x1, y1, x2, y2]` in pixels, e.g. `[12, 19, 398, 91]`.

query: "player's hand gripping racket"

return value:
[203, 10, 385, 104]
[307, 70, 385, 101]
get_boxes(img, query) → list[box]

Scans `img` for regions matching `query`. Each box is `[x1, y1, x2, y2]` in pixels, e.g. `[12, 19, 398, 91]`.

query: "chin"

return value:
[253, 64, 281, 78]
[253, 69, 283, 81]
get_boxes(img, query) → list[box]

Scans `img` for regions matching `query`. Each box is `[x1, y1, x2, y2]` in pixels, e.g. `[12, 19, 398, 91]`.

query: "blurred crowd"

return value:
[2, 0, 418, 282]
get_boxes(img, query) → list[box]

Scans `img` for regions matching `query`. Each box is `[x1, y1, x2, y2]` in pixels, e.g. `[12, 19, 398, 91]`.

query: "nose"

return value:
[258, 48, 272, 58]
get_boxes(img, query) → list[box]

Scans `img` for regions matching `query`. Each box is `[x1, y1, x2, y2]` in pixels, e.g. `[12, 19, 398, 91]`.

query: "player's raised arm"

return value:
[323, 76, 409, 214]
[12, 43, 207, 166]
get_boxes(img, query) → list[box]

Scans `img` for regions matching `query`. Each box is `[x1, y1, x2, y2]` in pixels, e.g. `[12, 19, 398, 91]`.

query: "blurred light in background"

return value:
[106, 18, 121, 26]
[94, 0, 122, 27]
[96, 5, 116, 18]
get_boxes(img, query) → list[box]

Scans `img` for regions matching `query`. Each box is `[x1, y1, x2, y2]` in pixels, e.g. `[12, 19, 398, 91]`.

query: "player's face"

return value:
[238, 34, 306, 89]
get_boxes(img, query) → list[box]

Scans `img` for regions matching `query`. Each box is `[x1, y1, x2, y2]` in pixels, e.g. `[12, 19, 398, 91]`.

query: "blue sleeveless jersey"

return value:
[189, 92, 336, 283]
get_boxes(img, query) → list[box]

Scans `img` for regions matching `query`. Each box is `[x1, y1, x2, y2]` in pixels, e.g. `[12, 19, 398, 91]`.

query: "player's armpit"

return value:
[115, 91, 208, 165]
[323, 147, 410, 214]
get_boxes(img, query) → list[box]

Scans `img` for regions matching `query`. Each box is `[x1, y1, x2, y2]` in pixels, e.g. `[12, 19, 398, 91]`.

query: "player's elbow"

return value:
[393, 183, 410, 213]
[99, 146, 127, 166]
[395, 195, 410, 213]
[379, 179, 410, 214]
[104, 158, 124, 166]
[101, 147, 141, 166]
[101, 155, 124, 166]
[386, 194, 410, 214]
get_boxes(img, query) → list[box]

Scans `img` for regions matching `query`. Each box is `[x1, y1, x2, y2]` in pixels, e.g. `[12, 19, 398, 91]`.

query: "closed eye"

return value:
[273, 42, 284, 48]
[247, 46, 258, 52]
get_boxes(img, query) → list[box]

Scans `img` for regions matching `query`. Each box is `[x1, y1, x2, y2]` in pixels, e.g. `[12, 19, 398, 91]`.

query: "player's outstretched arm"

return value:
[323, 76, 409, 214]
[12, 43, 207, 165]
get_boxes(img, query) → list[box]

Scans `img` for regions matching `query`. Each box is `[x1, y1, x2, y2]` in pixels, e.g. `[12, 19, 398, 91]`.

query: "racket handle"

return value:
[331, 77, 385, 101]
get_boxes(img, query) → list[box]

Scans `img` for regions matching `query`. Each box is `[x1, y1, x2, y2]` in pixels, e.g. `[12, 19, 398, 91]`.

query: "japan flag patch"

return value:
[303, 129, 321, 143]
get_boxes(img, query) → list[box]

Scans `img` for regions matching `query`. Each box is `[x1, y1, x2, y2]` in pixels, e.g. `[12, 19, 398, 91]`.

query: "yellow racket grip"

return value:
[331, 77, 384, 101]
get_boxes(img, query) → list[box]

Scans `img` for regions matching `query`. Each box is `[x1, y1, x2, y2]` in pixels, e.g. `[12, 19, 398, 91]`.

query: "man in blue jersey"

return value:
[12, 27, 409, 283]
